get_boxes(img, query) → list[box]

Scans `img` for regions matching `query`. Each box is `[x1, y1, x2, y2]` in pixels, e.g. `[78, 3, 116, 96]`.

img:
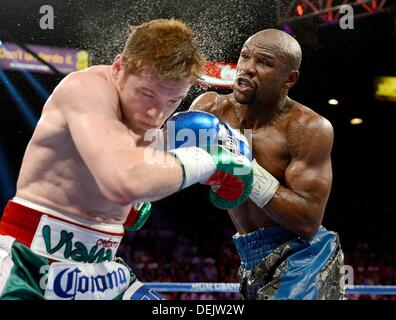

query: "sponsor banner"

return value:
[198, 62, 237, 89]
[0, 42, 89, 74]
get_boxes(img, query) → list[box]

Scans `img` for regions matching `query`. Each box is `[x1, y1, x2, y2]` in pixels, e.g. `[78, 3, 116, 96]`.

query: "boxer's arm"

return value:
[55, 73, 183, 205]
[188, 91, 219, 113]
[261, 117, 334, 238]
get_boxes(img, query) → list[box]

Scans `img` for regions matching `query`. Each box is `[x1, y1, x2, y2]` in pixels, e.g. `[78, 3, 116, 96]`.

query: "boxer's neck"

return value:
[232, 95, 289, 130]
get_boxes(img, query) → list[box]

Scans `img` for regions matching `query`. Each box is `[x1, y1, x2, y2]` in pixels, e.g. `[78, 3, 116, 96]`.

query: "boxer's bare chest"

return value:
[16, 101, 131, 222]
[216, 105, 291, 184]
[209, 98, 294, 232]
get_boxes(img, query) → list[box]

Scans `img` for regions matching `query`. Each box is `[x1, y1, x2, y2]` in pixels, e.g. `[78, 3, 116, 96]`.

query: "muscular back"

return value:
[191, 92, 334, 236]
[16, 66, 131, 223]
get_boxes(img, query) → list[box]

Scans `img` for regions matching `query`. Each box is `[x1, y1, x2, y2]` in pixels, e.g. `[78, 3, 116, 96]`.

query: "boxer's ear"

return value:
[112, 54, 123, 79]
[284, 70, 299, 89]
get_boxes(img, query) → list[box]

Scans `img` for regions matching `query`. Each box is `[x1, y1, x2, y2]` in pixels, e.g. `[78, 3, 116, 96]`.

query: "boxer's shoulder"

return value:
[52, 66, 118, 113]
[54, 66, 116, 101]
[286, 100, 334, 154]
[189, 91, 218, 111]
[190, 91, 230, 118]
[286, 99, 330, 126]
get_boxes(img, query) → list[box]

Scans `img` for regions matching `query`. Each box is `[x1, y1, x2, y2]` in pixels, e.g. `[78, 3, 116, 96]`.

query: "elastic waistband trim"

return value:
[0, 199, 124, 248]
[12, 197, 124, 233]
[233, 225, 296, 270]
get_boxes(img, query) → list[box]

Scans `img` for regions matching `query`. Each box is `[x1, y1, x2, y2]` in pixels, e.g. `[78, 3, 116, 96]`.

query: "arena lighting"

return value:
[19, 70, 50, 101]
[277, 0, 390, 32]
[0, 69, 38, 130]
[350, 118, 363, 125]
[328, 99, 339, 105]
[296, 4, 304, 16]
[374, 76, 396, 102]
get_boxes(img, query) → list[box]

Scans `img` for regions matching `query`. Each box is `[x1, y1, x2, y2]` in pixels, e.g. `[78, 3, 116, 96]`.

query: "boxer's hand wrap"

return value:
[168, 146, 216, 189]
[124, 202, 152, 231]
[249, 159, 280, 208]
[166, 111, 253, 209]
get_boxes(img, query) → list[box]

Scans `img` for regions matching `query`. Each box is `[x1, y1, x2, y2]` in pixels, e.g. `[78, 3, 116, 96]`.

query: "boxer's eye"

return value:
[257, 59, 267, 65]
[140, 91, 154, 98]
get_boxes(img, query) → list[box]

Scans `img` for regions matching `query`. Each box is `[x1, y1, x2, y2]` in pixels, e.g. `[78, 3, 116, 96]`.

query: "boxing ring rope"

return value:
[146, 282, 396, 295]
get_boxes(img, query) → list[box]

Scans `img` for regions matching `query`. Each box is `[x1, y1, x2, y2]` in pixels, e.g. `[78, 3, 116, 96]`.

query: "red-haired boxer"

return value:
[0, 19, 252, 300]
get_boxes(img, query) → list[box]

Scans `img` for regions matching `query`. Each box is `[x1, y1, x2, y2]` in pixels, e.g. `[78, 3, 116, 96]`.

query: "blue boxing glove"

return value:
[217, 122, 252, 162]
[165, 110, 220, 150]
[165, 111, 253, 209]
[166, 111, 252, 159]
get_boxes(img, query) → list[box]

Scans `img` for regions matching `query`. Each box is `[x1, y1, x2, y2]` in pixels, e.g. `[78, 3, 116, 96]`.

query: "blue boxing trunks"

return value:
[233, 224, 346, 300]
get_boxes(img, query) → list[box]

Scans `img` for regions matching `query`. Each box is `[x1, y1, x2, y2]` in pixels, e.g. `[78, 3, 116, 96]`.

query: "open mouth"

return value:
[236, 77, 255, 91]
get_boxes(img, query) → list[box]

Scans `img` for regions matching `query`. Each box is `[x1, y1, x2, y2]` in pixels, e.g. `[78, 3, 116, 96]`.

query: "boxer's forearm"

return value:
[262, 186, 325, 239]
[97, 147, 183, 205]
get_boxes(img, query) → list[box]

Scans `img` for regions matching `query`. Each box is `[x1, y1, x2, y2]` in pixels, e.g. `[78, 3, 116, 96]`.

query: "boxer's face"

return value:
[233, 36, 290, 105]
[114, 59, 191, 134]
